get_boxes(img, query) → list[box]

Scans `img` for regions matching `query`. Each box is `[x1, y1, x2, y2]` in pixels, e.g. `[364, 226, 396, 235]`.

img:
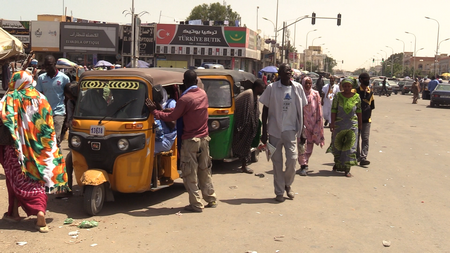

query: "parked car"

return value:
[371, 79, 392, 96]
[430, 84, 450, 107]
[387, 78, 400, 94]
[201, 62, 225, 69]
[398, 80, 414, 95]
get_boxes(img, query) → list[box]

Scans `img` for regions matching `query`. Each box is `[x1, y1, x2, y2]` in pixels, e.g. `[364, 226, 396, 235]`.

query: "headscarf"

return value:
[302, 76, 312, 86]
[1, 71, 67, 192]
[8, 70, 33, 90]
[341, 77, 358, 92]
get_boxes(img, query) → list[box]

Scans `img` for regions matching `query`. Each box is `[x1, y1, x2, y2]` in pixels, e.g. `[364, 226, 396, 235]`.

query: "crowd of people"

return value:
[0, 58, 377, 232]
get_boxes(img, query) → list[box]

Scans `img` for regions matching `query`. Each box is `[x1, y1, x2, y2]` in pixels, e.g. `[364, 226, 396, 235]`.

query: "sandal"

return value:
[241, 167, 254, 174]
[344, 172, 353, 177]
[35, 224, 49, 233]
[2, 213, 23, 223]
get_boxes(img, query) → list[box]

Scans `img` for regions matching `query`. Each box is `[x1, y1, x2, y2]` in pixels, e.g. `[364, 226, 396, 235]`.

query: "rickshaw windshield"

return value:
[202, 79, 232, 108]
[74, 80, 149, 120]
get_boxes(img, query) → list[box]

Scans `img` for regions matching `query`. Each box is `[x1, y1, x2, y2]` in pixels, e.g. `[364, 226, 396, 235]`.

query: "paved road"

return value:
[0, 94, 449, 252]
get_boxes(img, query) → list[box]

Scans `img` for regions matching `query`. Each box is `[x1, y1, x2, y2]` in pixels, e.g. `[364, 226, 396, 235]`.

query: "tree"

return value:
[353, 68, 367, 76]
[186, 2, 241, 26]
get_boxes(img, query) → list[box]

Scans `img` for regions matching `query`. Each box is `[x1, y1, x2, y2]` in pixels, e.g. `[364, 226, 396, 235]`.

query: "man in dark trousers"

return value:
[145, 70, 217, 212]
[357, 73, 375, 166]
[380, 77, 388, 97]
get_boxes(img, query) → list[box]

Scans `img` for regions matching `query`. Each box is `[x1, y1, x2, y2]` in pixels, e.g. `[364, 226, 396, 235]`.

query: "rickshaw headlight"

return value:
[211, 120, 220, 130]
[117, 138, 129, 151]
[71, 135, 81, 148]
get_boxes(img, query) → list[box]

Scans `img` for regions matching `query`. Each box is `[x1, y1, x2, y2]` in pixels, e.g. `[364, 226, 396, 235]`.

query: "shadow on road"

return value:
[0, 218, 54, 232]
[211, 160, 244, 175]
[220, 198, 278, 205]
[47, 182, 187, 219]
[307, 170, 343, 177]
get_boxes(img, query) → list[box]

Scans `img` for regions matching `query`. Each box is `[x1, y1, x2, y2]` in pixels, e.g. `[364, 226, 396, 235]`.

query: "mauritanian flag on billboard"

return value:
[224, 27, 246, 47]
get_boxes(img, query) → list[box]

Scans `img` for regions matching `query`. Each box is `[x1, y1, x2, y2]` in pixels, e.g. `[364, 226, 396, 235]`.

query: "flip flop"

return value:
[35, 224, 49, 233]
[2, 213, 23, 223]
[241, 167, 254, 174]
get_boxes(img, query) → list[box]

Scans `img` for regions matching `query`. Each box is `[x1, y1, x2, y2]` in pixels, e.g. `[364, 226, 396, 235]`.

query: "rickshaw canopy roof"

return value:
[79, 68, 203, 88]
[194, 69, 257, 83]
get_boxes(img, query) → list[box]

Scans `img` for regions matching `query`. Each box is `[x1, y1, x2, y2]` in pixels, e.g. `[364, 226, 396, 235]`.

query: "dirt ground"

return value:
[1, 94, 450, 253]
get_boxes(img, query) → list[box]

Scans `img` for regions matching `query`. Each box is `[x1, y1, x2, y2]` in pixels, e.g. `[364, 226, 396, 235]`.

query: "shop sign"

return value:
[60, 22, 118, 53]
[122, 25, 155, 57]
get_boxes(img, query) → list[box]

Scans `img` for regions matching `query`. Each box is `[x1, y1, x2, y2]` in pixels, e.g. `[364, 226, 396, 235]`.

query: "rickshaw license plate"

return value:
[90, 125, 105, 136]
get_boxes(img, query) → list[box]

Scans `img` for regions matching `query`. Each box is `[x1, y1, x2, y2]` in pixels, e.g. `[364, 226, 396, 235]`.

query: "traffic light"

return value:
[342, 60, 344, 64]
[337, 13, 341, 26]
[382, 58, 384, 62]
[373, 58, 375, 63]
[311, 12, 316, 25]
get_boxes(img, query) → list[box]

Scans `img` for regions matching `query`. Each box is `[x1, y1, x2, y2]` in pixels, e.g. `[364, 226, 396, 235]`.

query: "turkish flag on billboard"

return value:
[156, 24, 176, 44]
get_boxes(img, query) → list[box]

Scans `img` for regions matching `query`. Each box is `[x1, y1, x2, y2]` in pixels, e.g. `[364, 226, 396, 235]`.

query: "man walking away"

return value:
[412, 78, 421, 104]
[380, 77, 387, 97]
[260, 63, 307, 202]
[356, 73, 375, 166]
[36, 55, 70, 147]
[146, 70, 217, 212]
[232, 79, 266, 174]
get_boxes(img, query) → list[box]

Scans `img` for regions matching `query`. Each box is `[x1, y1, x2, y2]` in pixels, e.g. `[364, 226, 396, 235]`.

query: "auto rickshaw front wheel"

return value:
[83, 184, 105, 216]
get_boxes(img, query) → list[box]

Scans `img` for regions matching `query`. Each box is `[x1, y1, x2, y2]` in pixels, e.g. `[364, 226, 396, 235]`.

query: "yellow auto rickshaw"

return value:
[194, 69, 259, 162]
[69, 68, 199, 215]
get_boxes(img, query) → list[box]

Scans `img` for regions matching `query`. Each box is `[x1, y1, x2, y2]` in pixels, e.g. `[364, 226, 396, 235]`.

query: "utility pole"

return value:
[281, 21, 285, 63]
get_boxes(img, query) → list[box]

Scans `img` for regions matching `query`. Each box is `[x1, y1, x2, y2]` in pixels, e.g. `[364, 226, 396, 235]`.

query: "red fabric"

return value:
[1, 145, 47, 216]
[153, 88, 209, 140]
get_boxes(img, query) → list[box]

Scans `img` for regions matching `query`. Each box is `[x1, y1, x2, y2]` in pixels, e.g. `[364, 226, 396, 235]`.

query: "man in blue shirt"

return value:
[36, 55, 70, 147]
[428, 75, 439, 93]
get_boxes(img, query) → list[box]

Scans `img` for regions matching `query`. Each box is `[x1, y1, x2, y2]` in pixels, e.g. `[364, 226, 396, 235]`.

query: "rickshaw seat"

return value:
[156, 150, 173, 157]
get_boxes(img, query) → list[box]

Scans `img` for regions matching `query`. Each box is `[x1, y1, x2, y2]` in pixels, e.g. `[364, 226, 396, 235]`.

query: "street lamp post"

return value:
[263, 17, 277, 66]
[406, 31, 417, 78]
[256, 6, 259, 31]
[297, 45, 303, 69]
[380, 49, 387, 77]
[386, 46, 394, 77]
[377, 52, 383, 76]
[425, 17, 440, 76]
[438, 38, 450, 73]
[396, 38, 405, 77]
[311, 37, 322, 72]
[304, 29, 317, 71]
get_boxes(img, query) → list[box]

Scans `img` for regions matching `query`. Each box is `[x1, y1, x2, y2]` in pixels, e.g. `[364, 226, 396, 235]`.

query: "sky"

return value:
[3, 0, 450, 71]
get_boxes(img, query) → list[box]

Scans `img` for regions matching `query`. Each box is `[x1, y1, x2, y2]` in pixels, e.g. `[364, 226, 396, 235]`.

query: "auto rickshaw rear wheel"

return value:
[83, 184, 105, 216]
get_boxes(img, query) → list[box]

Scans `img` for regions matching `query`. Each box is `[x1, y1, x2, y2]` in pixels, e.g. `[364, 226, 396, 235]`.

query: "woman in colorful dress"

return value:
[297, 77, 324, 176]
[328, 77, 362, 177]
[0, 70, 67, 233]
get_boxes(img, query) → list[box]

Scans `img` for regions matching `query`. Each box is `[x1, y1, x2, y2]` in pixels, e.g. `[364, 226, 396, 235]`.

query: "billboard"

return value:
[60, 22, 119, 53]
[1, 20, 30, 52]
[31, 21, 60, 51]
[122, 25, 155, 57]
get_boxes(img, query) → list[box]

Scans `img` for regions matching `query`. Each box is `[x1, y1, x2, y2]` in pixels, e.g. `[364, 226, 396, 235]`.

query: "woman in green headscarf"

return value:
[327, 77, 362, 177]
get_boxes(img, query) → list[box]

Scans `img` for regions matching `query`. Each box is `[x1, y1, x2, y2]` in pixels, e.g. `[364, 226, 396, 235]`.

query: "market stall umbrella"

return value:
[95, 60, 113, 68]
[126, 60, 150, 68]
[56, 58, 77, 69]
[260, 66, 278, 73]
[0, 27, 25, 61]
[441, 73, 450, 78]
